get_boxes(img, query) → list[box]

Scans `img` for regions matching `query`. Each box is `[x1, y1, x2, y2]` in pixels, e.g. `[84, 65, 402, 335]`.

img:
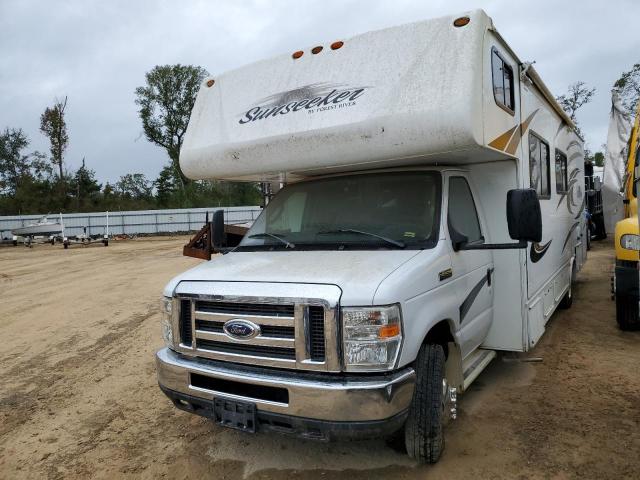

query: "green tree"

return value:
[154, 163, 177, 207]
[69, 158, 102, 210]
[614, 63, 640, 116]
[585, 149, 605, 168]
[0, 127, 30, 195]
[116, 173, 152, 200]
[0, 128, 55, 215]
[134, 65, 208, 188]
[39, 96, 69, 181]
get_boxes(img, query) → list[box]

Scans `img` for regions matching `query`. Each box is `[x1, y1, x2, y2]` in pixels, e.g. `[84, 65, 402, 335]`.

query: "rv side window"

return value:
[448, 177, 482, 243]
[529, 133, 551, 199]
[491, 48, 515, 113]
[555, 150, 568, 193]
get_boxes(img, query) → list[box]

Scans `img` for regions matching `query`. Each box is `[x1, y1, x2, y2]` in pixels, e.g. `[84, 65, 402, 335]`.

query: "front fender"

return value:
[397, 283, 460, 368]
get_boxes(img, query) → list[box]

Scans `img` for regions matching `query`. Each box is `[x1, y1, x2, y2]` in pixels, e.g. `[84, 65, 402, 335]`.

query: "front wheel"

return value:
[404, 343, 446, 463]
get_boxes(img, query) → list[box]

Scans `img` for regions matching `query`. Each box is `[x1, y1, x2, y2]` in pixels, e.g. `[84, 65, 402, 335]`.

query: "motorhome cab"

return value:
[157, 10, 587, 463]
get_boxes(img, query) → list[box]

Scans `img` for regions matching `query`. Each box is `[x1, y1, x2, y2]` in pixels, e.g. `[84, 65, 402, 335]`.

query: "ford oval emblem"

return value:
[223, 319, 260, 340]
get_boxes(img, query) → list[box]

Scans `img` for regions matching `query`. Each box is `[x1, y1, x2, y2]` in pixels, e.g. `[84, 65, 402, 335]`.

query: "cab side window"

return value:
[448, 177, 482, 243]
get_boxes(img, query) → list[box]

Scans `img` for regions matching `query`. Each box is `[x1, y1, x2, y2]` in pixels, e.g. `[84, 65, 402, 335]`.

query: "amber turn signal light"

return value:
[205, 79, 215, 87]
[311, 46, 323, 54]
[453, 16, 470, 27]
[378, 324, 401, 338]
[330, 41, 344, 50]
[292, 50, 304, 59]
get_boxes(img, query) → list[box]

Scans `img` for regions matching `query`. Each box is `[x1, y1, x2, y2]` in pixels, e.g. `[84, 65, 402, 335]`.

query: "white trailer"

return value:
[157, 10, 586, 463]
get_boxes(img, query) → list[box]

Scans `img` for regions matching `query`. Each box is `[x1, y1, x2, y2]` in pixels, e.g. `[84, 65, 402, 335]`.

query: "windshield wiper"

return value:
[248, 232, 295, 249]
[317, 229, 405, 248]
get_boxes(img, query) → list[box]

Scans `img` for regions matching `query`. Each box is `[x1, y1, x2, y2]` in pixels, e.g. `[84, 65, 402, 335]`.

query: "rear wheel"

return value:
[616, 294, 640, 330]
[404, 343, 446, 464]
[559, 260, 576, 310]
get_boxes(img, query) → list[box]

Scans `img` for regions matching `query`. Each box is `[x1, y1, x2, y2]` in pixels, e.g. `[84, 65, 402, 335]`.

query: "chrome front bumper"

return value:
[156, 348, 415, 422]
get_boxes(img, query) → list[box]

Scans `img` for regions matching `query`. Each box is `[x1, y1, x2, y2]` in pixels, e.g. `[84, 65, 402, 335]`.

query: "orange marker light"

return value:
[206, 79, 215, 87]
[292, 50, 304, 59]
[378, 324, 401, 338]
[330, 41, 344, 50]
[311, 46, 323, 54]
[453, 16, 470, 27]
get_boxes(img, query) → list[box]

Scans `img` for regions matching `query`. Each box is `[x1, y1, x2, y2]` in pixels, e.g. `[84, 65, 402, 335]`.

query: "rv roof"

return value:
[180, 10, 574, 182]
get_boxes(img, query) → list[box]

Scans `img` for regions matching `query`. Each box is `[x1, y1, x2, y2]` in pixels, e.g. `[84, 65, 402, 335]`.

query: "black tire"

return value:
[104, 240, 109, 247]
[63, 242, 68, 249]
[592, 213, 607, 240]
[559, 260, 576, 310]
[616, 294, 640, 331]
[558, 285, 573, 309]
[404, 343, 446, 464]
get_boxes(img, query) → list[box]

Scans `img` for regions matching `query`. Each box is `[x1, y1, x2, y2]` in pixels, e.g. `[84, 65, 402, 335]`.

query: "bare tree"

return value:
[556, 82, 596, 123]
[39, 96, 69, 181]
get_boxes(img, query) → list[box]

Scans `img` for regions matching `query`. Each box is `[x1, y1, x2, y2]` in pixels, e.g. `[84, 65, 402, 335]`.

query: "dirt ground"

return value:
[0, 237, 638, 479]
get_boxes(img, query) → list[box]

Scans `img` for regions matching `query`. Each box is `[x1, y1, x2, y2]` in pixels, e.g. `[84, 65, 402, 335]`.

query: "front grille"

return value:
[177, 295, 336, 371]
[194, 319, 294, 339]
[308, 306, 325, 361]
[180, 299, 192, 346]
[197, 339, 296, 360]
[195, 301, 294, 318]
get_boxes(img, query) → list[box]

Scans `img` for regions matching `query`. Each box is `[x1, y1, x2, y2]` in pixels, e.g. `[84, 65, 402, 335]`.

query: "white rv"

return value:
[157, 10, 587, 463]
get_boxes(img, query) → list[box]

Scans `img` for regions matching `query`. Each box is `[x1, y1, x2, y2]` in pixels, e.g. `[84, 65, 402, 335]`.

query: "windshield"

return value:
[238, 171, 442, 250]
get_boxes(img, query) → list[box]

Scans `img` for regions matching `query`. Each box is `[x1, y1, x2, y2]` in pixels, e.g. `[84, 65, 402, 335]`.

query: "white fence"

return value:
[0, 206, 261, 239]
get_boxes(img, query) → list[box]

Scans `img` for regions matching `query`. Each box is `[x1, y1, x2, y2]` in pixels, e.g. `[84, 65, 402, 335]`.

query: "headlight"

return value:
[621, 234, 640, 251]
[342, 304, 403, 371]
[161, 297, 175, 348]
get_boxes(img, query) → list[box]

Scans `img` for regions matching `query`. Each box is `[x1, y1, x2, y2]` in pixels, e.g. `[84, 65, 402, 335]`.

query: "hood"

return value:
[164, 250, 421, 305]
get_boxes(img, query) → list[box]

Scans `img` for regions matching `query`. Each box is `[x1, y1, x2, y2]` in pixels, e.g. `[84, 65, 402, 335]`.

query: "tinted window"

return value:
[491, 48, 515, 112]
[555, 150, 568, 193]
[448, 177, 482, 243]
[529, 133, 550, 198]
[239, 172, 442, 250]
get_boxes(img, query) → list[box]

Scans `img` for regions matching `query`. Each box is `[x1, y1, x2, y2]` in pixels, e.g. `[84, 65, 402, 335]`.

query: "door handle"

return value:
[487, 268, 493, 287]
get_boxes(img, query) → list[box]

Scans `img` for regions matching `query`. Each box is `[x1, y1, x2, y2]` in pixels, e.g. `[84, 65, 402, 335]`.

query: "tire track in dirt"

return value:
[0, 306, 157, 438]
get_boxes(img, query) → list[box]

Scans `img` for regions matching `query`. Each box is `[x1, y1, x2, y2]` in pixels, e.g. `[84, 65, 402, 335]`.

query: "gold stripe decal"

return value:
[488, 125, 518, 151]
[506, 109, 539, 155]
[488, 109, 539, 155]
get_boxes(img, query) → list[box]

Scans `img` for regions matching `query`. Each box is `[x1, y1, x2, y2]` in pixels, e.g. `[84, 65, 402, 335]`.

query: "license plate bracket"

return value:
[213, 398, 256, 433]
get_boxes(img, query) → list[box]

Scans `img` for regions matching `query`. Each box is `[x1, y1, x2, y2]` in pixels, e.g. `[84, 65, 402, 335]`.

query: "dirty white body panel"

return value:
[181, 10, 507, 182]
[169, 9, 586, 390]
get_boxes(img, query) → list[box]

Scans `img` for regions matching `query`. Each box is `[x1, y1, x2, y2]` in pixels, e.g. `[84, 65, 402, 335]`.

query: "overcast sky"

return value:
[1, 0, 638, 184]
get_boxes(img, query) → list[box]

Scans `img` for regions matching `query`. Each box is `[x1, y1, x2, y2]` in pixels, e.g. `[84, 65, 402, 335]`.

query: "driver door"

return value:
[446, 175, 494, 358]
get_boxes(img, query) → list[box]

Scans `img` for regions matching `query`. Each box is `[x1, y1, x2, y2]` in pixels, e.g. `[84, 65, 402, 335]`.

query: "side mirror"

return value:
[211, 210, 226, 251]
[507, 189, 542, 242]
